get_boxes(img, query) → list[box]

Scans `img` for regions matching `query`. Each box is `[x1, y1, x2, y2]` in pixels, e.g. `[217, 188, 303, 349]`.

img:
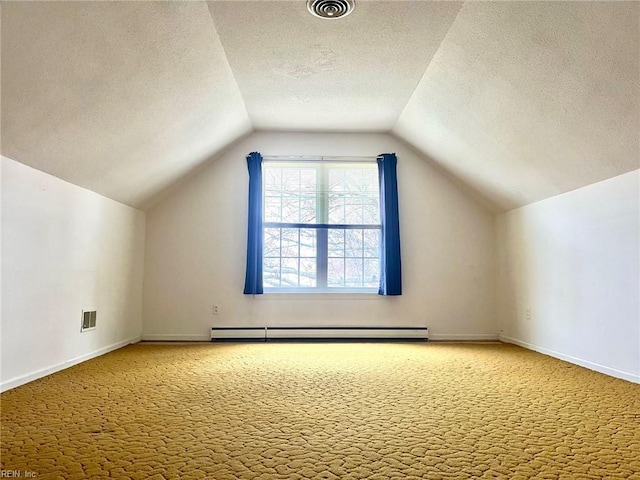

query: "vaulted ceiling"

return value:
[2, 1, 638, 211]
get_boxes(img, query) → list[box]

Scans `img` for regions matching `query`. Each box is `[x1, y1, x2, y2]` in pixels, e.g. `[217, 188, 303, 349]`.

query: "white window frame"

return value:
[262, 157, 380, 293]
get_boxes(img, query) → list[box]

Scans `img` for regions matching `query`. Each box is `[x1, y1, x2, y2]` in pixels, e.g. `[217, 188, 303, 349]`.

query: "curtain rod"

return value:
[262, 155, 378, 163]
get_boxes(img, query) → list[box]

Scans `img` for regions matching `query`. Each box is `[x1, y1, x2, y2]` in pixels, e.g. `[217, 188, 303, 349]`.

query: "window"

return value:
[243, 151, 401, 296]
[262, 161, 380, 291]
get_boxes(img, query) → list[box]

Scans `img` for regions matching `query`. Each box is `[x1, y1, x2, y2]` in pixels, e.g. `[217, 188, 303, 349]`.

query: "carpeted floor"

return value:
[1, 342, 639, 479]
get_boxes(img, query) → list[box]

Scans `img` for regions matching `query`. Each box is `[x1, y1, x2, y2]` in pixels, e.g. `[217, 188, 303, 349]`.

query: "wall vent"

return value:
[81, 310, 97, 332]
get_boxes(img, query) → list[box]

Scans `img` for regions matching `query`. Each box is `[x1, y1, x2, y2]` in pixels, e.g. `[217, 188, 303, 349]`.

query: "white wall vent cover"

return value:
[81, 310, 97, 332]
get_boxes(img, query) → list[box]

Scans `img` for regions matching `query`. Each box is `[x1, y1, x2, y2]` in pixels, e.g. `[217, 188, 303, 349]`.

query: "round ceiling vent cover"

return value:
[307, 0, 355, 19]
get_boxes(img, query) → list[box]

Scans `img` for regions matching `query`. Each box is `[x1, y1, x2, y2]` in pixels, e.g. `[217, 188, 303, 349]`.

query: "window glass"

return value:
[263, 162, 379, 292]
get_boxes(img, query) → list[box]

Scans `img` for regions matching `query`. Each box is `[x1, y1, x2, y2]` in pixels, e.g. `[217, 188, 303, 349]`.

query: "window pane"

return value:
[343, 196, 363, 224]
[363, 168, 378, 190]
[265, 166, 318, 225]
[341, 167, 377, 192]
[300, 228, 316, 257]
[328, 169, 344, 192]
[263, 227, 317, 288]
[264, 227, 281, 258]
[328, 229, 344, 257]
[328, 165, 379, 225]
[281, 193, 300, 223]
[345, 258, 364, 287]
[344, 169, 363, 193]
[281, 228, 299, 257]
[281, 258, 299, 287]
[281, 168, 300, 193]
[363, 229, 380, 258]
[299, 258, 316, 287]
[328, 193, 345, 224]
[264, 196, 282, 223]
[300, 169, 316, 192]
[362, 198, 380, 224]
[327, 258, 345, 287]
[299, 195, 316, 223]
[264, 168, 282, 191]
[344, 229, 363, 258]
[364, 258, 380, 288]
[263, 258, 281, 287]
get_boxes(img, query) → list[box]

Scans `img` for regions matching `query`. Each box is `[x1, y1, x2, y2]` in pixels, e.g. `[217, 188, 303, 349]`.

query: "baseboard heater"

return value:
[211, 326, 429, 342]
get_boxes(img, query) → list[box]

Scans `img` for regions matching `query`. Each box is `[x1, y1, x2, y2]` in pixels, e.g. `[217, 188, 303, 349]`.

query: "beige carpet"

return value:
[1, 342, 639, 479]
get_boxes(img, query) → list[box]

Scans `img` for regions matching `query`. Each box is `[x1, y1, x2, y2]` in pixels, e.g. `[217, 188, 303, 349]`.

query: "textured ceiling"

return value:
[393, 1, 639, 211]
[1, 1, 251, 208]
[1, 1, 638, 211]
[208, 0, 462, 131]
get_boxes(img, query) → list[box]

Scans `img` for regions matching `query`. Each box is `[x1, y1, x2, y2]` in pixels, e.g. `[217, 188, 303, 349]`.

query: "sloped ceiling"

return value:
[1, 1, 638, 211]
[1, 1, 251, 208]
[393, 1, 640, 211]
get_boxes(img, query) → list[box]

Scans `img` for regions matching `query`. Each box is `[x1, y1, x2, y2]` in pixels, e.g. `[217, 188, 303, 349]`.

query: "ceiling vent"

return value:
[307, 0, 355, 19]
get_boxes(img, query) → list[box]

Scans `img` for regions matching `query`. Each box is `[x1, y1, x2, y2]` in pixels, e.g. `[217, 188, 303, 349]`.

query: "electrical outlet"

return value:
[213, 304, 220, 315]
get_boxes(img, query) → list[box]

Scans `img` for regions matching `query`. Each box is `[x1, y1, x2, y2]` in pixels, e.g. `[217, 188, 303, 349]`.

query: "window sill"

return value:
[258, 288, 379, 300]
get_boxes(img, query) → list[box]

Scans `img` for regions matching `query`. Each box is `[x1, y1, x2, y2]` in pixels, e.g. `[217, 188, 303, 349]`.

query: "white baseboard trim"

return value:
[429, 333, 500, 342]
[141, 334, 210, 342]
[145, 332, 499, 342]
[0, 336, 141, 392]
[500, 335, 639, 384]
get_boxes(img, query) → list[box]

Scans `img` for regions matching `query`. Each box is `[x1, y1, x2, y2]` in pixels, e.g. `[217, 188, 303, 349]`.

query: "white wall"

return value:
[142, 132, 496, 340]
[1, 157, 146, 391]
[497, 170, 639, 383]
